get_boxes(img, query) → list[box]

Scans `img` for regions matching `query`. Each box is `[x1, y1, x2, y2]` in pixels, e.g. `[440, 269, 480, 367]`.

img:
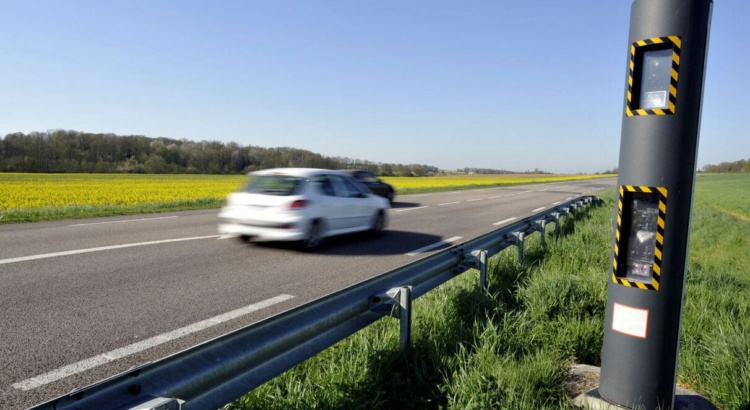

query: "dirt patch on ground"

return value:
[565, 364, 601, 398]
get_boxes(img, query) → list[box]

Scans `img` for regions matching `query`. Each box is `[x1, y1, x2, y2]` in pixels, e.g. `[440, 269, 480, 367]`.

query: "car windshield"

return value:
[242, 174, 303, 196]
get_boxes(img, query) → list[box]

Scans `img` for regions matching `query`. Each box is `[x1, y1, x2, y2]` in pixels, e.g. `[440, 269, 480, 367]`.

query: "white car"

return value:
[218, 168, 390, 249]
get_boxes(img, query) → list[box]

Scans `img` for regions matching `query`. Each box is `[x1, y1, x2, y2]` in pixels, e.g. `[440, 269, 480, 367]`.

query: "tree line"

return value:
[0, 130, 442, 176]
[701, 158, 750, 173]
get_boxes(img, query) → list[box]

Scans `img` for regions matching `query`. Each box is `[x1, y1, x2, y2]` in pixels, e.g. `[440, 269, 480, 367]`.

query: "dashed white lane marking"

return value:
[395, 206, 429, 213]
[438, 202, 460, 206]
[487, 195, 503, 199]
[553, 201, 561, 205]
[521, 190, 534, 194]
[532, 207, 546, 212]
[493, 217, 517, 226]
[69, 216, 178, 226]
[504, 194, 515, 197]
[566, 197, 573, 201]
[0, 235, 222, 265]
[467, 198, 484, 202]
[405, 236, 462, 256]
[12, 294, 295, 391]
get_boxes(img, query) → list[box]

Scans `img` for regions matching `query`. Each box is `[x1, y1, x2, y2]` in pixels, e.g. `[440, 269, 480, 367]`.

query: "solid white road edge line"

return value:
[68, 216, 179, 226]
[532, 207, 546, 212]
[0, 235, 222, 265]
[405, 236, 462, 256]
[12, 294, 295, 391]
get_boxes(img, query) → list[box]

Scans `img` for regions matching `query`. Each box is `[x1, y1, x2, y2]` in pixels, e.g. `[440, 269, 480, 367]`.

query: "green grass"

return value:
[225, 174, 750, 410]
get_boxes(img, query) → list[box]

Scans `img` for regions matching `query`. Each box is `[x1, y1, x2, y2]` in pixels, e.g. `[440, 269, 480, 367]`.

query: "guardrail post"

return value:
[551, 212, 561, 235]
[512, 232, 524, 265]
[398, 286, 413, 351]
[534, 220, 547, 247]
[371, 286, 414, 351]
[385, 286, 413, 351]
[471, 250, 489, 289]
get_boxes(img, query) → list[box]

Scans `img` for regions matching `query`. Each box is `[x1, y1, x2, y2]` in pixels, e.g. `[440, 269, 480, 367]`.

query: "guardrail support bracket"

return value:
[126, 397, 185, 410]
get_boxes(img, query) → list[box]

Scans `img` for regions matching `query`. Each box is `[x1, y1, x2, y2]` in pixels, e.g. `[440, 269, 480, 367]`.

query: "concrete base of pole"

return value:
[566, 364, 717, 410]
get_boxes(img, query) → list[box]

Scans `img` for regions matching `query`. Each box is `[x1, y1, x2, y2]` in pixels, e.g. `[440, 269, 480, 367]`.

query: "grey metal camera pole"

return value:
[598, 1, 712, 409]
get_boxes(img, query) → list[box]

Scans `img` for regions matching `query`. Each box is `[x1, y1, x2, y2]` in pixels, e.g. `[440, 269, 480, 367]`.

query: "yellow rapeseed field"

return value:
[0, 173, 245, 210]
[383, 173, 613, 190]
[0, 172, 613, 213]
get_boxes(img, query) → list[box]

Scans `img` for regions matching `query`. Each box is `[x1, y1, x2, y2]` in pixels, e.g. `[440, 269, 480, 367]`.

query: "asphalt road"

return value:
[0, 178, 616, 409]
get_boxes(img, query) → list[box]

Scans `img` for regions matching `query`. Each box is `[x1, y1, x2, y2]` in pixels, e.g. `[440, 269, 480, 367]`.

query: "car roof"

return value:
[250, 168, 345, 178]
[338, 169, 371, 174]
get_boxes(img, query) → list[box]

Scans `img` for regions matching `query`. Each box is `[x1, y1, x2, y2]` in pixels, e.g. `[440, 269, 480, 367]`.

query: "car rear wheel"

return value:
[301, 220, 325, 251]
[370, 211, 386, 236]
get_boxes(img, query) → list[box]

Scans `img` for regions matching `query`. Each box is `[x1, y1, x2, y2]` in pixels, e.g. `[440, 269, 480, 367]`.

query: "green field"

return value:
[224, 173, 749, 410]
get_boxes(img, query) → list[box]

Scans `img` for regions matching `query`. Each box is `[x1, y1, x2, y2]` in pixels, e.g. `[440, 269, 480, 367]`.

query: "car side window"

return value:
[311, 175, 336, 196]
[329, 175, 363, 198]
[320, 177, 336, 196]
[340, 177, 365, 197]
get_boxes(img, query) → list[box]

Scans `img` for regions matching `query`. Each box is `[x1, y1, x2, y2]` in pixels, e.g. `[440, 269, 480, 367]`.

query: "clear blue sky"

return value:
[1, 1, 747, 174]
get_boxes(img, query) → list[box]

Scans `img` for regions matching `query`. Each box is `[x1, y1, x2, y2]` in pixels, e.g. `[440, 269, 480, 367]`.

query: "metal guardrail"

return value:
[31, 196, 600, 410]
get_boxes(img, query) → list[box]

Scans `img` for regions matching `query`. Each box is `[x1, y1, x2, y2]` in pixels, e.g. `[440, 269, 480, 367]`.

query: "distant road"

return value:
[0, 178, 616, 409]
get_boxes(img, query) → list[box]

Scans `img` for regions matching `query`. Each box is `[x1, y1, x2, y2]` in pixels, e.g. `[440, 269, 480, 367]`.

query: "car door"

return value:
[341, 175, 375, 228]
[310, 174, 346, 232]
[327, 174, 370, 230]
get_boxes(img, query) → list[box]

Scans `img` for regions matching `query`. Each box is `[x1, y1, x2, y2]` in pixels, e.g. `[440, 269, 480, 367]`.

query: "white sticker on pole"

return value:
[611, 302, 649, 339]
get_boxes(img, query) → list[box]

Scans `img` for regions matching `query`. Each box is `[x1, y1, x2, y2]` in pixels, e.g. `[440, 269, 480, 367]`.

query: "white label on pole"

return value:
[612, 302, 649, 339]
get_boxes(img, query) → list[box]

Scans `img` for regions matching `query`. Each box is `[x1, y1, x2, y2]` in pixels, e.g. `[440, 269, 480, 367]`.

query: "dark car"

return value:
[340, 170, 396, 203]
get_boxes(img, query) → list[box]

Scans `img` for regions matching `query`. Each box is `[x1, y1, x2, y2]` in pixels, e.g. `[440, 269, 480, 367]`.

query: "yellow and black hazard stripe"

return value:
[612, 185, 668, 291]
[626, 36, 681, 117]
